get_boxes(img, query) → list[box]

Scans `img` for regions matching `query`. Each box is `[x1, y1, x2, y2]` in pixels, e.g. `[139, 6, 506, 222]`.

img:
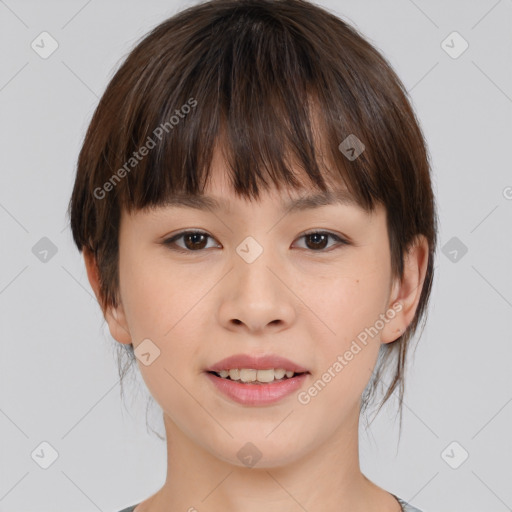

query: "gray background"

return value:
[1, 0, 511, 511]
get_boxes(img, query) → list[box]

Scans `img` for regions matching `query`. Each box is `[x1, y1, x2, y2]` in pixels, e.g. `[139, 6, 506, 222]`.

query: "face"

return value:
[98, 147, 411, 468]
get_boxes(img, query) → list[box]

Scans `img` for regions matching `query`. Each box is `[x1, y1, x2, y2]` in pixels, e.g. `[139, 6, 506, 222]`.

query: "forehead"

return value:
[122, 143, 385, 231]
[170, 143, 369, 215]
[157, 186, 363, 216]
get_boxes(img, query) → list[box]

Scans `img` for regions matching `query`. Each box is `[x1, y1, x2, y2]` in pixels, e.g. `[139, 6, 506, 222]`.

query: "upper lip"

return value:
[205, 354, 309, 373]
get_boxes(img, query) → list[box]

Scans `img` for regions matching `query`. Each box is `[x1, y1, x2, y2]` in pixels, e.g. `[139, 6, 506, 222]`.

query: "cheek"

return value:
[305, 253, 390, 395]
[119, 252, 207, 373]
[119, 251, 190, 339]
[118, 254, 204, 415]
[311, 253, 390, 341]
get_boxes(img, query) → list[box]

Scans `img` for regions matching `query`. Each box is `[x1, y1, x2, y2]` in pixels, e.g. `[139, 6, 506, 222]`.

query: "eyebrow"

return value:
[161, 189, 360, 213]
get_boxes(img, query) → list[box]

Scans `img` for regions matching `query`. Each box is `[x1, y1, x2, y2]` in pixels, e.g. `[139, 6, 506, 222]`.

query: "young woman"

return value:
[68, 1, 438, 510]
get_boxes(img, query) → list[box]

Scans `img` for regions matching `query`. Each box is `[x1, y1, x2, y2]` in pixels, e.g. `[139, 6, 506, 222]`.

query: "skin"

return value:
[85, 144, 429, 512]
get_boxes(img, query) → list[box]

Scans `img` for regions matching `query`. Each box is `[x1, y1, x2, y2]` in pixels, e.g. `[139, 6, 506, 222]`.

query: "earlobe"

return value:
[380, 299, 405, 344]
[381, 235, 429, 344]
[104, 304, 133, 345]
[83, 248, 132, 345]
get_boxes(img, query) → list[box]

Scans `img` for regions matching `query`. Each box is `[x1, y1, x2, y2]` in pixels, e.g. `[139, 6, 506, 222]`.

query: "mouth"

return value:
[204, 368, 310, 406]
[204, 354, 310, 405]
[207, 368, 309, 384]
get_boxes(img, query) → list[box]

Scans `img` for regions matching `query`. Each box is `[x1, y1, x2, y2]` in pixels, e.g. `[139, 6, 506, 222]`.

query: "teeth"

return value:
[240, 369, 257, 382]
[255, 369, 275, 383]
[216, 368, 299, 383]
[274, 368, 286, 379]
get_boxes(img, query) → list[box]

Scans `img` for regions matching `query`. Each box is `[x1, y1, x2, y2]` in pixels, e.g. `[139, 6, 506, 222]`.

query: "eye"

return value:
[293, 230, 349, 251]
[162, 230, 349, 253]
[163, 230, 219, 252]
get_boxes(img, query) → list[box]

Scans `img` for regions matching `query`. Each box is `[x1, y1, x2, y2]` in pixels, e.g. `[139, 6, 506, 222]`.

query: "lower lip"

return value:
[205, 372, 309, 406]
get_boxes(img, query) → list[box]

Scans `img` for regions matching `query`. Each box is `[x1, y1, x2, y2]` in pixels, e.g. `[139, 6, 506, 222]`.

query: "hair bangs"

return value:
[112, 5, 380, 216]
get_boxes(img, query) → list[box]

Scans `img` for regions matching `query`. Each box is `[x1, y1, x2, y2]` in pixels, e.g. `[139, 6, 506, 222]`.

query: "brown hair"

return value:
[68, 0, 438, 431]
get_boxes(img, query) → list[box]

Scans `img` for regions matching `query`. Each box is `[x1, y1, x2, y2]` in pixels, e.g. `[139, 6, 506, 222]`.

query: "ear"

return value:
[381, 235, 430, 344]
[83, 248, 132, 345]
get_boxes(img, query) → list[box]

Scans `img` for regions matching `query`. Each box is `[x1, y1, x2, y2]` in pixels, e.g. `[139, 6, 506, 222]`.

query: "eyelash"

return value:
[162, 230, 349, 254]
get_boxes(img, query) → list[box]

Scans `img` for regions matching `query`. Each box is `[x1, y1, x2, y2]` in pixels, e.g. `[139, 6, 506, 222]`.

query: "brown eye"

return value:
[163, 231, 218, 252]
[182, 232, 209, 250]
[163, 230, 348, 254]
[295, 231, 348, 251]
[305, 233, 329, 250]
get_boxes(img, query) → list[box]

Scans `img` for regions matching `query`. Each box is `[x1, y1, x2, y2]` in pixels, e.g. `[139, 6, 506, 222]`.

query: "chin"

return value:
[205, 435, 308, 470]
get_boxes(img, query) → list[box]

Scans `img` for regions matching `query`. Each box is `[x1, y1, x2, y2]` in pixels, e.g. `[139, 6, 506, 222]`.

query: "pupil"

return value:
[307, 233, 327, 250]
[186, 233, 206, 250]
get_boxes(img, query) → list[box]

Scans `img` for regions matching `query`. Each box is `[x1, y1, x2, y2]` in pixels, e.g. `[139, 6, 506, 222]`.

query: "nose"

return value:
[217, 244, 296, 334]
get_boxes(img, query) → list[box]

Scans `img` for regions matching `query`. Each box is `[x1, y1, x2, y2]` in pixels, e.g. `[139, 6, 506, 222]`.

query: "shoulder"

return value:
[119, 496, 422, 512]
[392, 494, 424, 512]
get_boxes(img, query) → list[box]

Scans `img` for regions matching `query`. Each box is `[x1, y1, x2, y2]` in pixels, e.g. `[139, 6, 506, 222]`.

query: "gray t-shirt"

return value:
[393, 493, 424, 511]
[117, 494, 423, 511]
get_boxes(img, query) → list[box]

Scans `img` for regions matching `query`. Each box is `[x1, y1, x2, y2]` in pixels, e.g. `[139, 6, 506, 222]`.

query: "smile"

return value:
[213, 368, 303, 383]
[205, 370, 309, 405]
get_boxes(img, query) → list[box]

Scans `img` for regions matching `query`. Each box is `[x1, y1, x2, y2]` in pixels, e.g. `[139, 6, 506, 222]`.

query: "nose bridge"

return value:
[219, 232, 295, 331]
[234, 233, 279, 299]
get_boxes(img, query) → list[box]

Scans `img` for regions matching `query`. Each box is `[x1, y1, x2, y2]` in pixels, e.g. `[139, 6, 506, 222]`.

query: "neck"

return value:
[140, 405, 398, 512]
